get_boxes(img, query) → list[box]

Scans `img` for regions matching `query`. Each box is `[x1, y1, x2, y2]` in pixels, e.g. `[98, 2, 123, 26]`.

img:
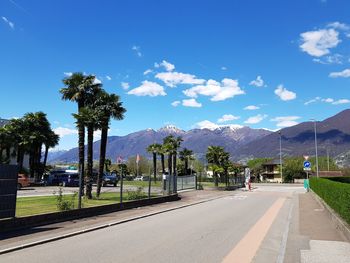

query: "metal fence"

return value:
[177, 175, 196, 191]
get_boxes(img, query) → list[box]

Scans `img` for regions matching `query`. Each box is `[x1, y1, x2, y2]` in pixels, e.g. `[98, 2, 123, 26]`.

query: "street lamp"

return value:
[279, 131, 283, 183]
[310, 119, 319, 178]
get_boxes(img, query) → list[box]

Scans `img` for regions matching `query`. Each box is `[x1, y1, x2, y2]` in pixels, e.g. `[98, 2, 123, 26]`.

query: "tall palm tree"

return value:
[94, 92, 126, 197]
[179, 148, 194, 175]
[60, 73, 102, 199]
[163, 135, 182, 193]
[147, 143, 162, 182]
[43, 131, 60, 168]
[206, 146, 229, 187]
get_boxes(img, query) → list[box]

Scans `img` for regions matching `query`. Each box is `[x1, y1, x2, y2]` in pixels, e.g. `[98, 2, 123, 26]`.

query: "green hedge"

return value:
[327, 177, 350, 184]
[310, 177, 350, 225]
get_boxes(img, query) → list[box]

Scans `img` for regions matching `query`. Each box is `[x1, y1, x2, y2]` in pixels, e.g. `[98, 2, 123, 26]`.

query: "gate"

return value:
[177, 175, 196, 191]
[0, 164, 18, 219]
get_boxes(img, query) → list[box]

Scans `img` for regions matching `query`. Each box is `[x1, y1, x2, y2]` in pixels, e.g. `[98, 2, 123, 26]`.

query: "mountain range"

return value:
[50, 109, 350, 164]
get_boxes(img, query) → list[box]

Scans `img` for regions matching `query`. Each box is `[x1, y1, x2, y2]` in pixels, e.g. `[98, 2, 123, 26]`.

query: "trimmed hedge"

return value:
[327, 177, 350, 184]
[310, 177, 350, 225]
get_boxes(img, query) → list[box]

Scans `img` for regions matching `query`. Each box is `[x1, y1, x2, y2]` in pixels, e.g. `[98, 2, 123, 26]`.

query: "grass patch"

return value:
[123, 180, 162, 188]
[16, 191, 157, 217]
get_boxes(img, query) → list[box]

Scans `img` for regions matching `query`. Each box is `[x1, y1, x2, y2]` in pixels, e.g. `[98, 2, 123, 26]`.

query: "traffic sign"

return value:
[303, 161, 311, 171]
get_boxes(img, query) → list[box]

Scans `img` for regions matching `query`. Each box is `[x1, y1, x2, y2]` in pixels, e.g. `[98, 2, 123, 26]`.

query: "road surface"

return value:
[3, 185, 348, 262]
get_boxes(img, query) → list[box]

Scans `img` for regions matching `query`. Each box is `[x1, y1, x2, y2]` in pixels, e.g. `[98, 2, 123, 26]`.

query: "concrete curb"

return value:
[0, 193, 232, 255]
[310, 190, 350, 242]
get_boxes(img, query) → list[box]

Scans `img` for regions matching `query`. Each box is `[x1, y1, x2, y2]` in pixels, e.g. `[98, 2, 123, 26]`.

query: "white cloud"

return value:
[155, 60, 175, 72]
[127, 81, 166, 97]
[313, 54, 343, 64]
[183, 78, 245, 101]
[271, 116, 301, 127]
[221, 66, 227, 70]
[132, 45, 142, 57]
[327, 22, 350, 31]
[194, 120, 243, 130]
[244, 114, 267, 124]
[304, 97, 321, 105]
[1, 16, 14, 29]
[300, 28, 340, 57]
[93, 77, 102, 84]
[244, 105, 260, 110]
[143, 69, 153, 75]
[53, 127, 77, 137]
[332, 99, 350, 105]
[106, 75, 112, 80]
[217, 114, 240, 123]
[171, 101, 180, 107]
[121, 82, 130, 90]
[156, 71, 205, 87]
[329, 68, 350, 78]
[322, 98, 334, 103]
[63, 72, 73, 77]
[182, 99, 202, 108]
[274, 85, 296, 101]
[249, 75, 265, 87]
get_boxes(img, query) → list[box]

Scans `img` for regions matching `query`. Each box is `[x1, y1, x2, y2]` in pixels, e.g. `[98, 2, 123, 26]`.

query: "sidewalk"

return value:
[0, 190, 233, 253]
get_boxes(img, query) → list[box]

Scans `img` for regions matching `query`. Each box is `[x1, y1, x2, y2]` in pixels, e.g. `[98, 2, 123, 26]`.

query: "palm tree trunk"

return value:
[43, 144, 49, 168]
[78, 118, 85, 196]
[153, 152, 157, 182]
[161, 154, 165, 174]
[185, 159, 188, 175]
[214, 172, 218, 187]
[97, 125, 108, 197]
[86, 124, 93, 199]
[168, 153, 172, 194]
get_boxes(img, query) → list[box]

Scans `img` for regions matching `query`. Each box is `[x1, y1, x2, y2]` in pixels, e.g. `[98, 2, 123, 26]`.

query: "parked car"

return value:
[61, 173, 80, 187]
[102, 174, 119, 187]
[47, 170, 66, 185]
[17, 174, 30, 189]
[134, 175, 149, 181]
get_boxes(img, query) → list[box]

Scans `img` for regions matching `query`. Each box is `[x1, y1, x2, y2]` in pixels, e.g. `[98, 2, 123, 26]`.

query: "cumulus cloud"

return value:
[249, 75, 265, 87]
[217, 114, 240, 123]
[271, 116, 301, 127]
[274, 85, 296, 101]
[155, 71, 205, 87]
[53, 127, 77, 137]
[127, 81, 166, 97]
[329, 68, 350, 78]
[327, 22, 350, 31]
[300, 28, 340, 57]
[121, 82, 130, 90]
[106, 75, 112, 80]
[244, 105, 260, 110]
[171, 101, 180, 107]
[155, 60, 175, 72]
[244, 114, 267, 124]
[1, 16, 14, 29]
[132, 45, 142, 57]
[63, 72, 73, 77]
[93, 77, 102, 84]
[182, 99, 202, 108]
[183, 78, 245, 101]
[194, 120, 243, 130]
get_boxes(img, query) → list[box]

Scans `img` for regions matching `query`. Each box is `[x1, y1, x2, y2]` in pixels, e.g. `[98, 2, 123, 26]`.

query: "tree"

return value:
[94, 92, 126, 197]
[179, 148, 194, 175]
[147, 143, 162, 182]
[206, 146, 229, 187]
[43, 131, 59, 168]
[60, 73, 102, 199]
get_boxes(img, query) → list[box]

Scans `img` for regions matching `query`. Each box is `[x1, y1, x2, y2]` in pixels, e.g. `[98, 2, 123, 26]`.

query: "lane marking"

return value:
[222, 198, 286, 263]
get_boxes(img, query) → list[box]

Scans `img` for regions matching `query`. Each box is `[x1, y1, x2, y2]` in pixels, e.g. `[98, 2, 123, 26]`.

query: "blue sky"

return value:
[1, 0, 350, 150]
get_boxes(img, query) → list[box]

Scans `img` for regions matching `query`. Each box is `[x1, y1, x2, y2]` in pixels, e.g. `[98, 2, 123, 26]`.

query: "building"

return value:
[262, 158, 282, 183]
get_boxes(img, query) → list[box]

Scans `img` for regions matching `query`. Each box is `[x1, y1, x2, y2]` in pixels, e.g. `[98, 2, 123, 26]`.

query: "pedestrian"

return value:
[248, 178, 252, 191]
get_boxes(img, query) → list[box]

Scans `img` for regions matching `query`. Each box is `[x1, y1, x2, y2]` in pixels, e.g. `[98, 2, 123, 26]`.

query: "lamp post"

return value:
[279, 131, 283, 183]
[311, 119, 319, 178]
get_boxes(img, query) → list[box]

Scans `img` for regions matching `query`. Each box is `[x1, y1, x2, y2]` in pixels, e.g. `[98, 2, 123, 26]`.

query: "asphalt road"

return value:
[3, 185, 305, 263]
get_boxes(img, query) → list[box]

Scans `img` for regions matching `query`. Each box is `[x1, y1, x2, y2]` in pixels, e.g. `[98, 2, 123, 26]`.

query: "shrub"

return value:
[310, 177, 350, 225]
[54, 187, 77, 211]
[125, 187, 147, 201]
[327, 177, 350, 184]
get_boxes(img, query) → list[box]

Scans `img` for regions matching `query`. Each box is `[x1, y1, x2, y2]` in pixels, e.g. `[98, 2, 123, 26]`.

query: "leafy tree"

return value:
[179, 148, 194, 175]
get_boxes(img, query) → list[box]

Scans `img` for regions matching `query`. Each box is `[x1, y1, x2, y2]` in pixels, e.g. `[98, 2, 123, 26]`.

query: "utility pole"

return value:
[279, 131, 283, 183]
[311, 119, 319, 178]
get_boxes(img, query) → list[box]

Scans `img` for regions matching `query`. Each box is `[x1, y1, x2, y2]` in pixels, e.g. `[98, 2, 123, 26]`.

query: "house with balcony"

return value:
[262, 158, 282, 183]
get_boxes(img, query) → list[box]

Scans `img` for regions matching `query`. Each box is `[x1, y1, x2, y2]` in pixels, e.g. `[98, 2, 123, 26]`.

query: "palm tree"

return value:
[206, 146, 229, 187]
[43, 131, 60, 168]
[179, 148, 194, 175]
[147, 143, 162, 182]
[94, 92, 126, 197]
[60, 73, 102, 199]
[158, 144, 166, 175]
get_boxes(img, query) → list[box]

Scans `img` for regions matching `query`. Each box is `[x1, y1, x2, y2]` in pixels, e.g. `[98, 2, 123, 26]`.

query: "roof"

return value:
[263, 158, 283, 166]
[0, 119, 9, 128]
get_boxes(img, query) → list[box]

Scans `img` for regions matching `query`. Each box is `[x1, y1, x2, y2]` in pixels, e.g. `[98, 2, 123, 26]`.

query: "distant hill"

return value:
[49, 125, 272, 163]
[234, 109, 350, 161]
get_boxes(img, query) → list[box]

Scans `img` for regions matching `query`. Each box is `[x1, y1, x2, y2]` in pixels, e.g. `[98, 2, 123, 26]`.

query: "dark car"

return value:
[61, 173, 80, 187]
[47, 170, 66, 185]
[102, 174, 119, 187]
